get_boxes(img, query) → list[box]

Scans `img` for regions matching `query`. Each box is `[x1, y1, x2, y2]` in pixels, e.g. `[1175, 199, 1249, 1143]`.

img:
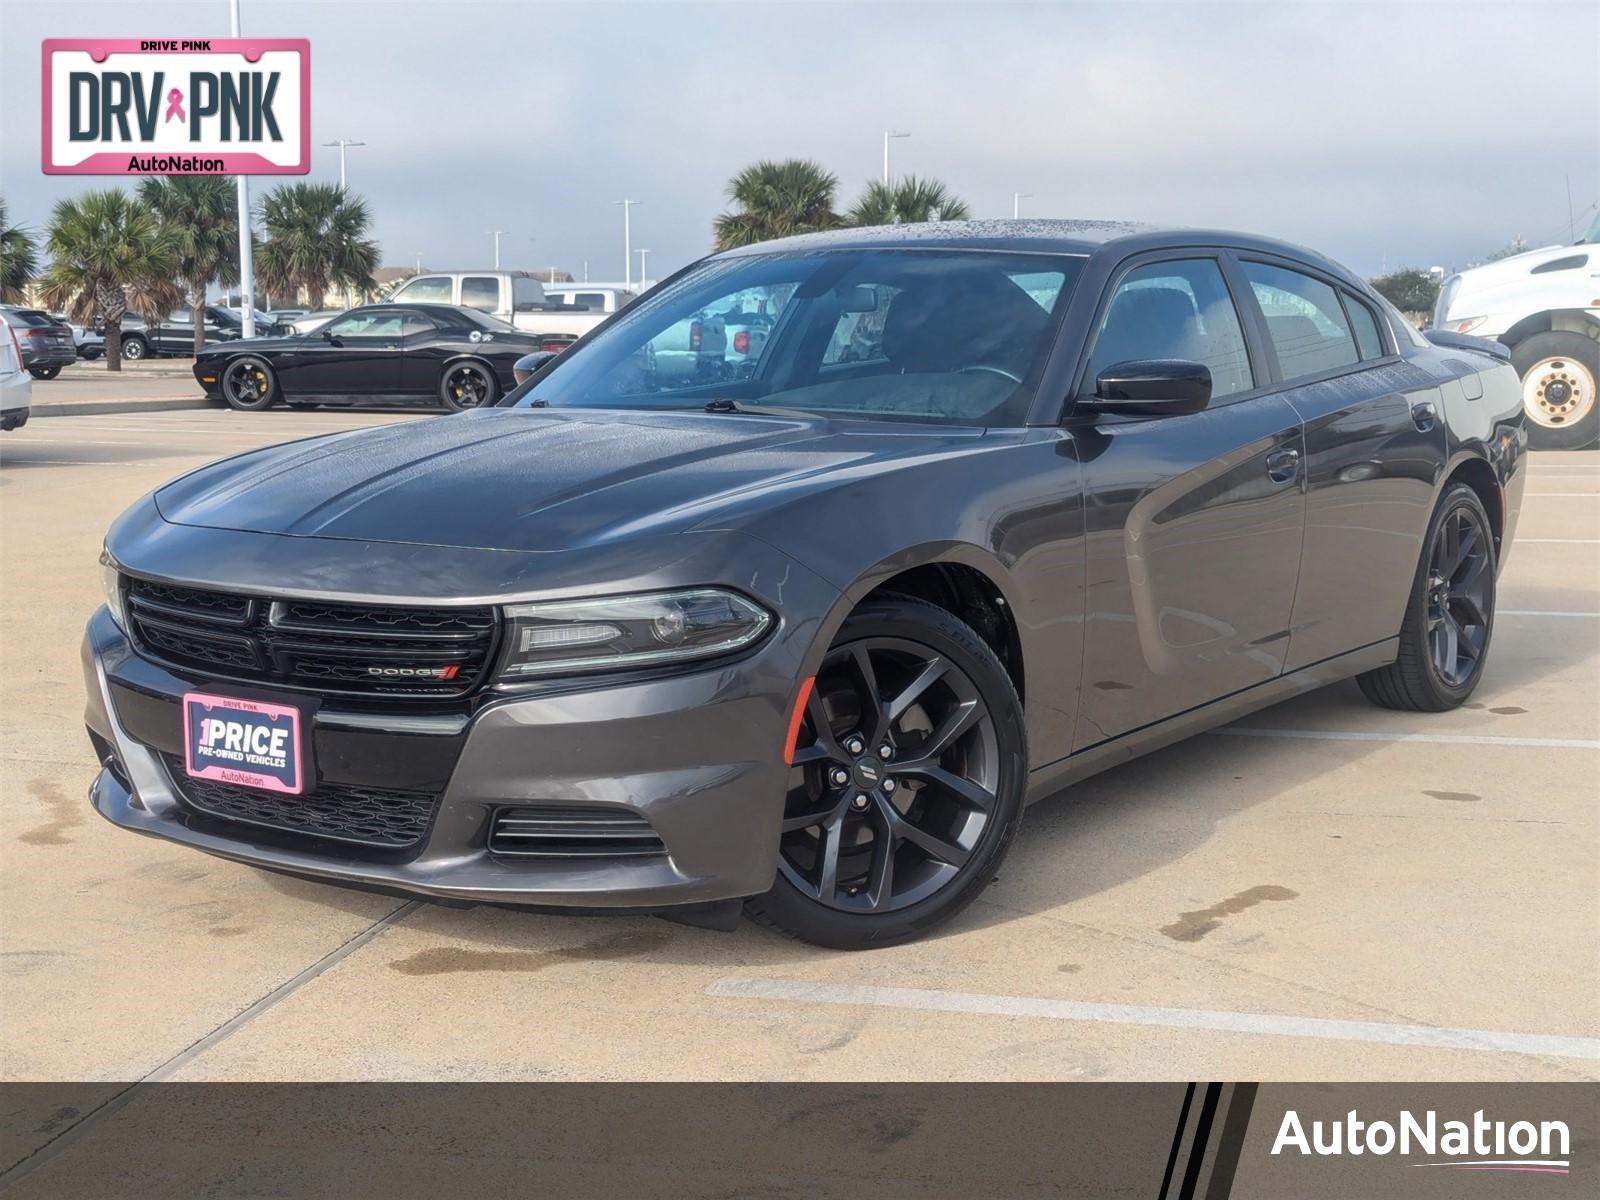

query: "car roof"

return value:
[714, 218, 1364, 287]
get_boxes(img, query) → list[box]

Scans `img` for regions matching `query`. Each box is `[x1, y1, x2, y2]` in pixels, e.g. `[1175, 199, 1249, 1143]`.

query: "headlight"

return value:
[99, 551, 126, 630]
[498, 588, 771, 679]
[1450, 316, 1487, 334]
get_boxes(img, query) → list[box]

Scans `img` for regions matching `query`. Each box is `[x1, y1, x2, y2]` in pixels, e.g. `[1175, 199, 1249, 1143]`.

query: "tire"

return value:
[1511, 331, 1599, 450]
[121, 334, 149, 361]
[746, 596, 1027, 949]
[1358, 482, 1496, 712]
[219, 355, 279, 411]
[27, 364, 61, 381]
[439, 360, 499, 411]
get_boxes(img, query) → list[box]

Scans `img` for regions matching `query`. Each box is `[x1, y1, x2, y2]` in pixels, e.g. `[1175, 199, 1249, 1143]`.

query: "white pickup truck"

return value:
[1434, 211, 1600, 449]
[387, 271, 631, 350]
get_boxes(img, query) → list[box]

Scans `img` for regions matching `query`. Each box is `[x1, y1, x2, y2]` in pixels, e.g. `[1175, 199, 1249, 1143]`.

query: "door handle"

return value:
[1265, 446, 1301, 484]
[1412, 401, 1438, 431]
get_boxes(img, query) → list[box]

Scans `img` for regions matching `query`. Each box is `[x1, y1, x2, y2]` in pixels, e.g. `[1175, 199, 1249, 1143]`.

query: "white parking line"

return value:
[1500, 610, 1600, 618]
[704, 978, 1600, 1061]
[1214, 728, 1599, 750]
[1526, 492, 1600, 497]
[1516, 538, 1600, 544]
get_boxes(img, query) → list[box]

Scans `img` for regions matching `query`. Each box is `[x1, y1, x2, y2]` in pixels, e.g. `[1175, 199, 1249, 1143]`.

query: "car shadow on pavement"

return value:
[255, 592, 1597, 965]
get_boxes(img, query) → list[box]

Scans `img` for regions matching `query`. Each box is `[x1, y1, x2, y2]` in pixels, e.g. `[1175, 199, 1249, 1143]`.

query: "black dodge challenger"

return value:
[92, 220, 1525, 948]
[193, 303, 543, 411]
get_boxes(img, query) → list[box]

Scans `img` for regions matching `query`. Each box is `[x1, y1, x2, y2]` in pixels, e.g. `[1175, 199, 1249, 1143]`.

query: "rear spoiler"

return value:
[1423, 328, 1511, 362]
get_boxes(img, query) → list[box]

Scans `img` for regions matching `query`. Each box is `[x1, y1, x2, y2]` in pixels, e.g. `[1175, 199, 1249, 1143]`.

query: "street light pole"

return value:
[321, 139, 365, 190]
[229, 0, 255, 338]
[616, 200, 639, 292]
[490, 230, 508, 270]
[1012, 191, 1032, 219]
[882, 130, 909, 186]
[636, 248, 650, 290]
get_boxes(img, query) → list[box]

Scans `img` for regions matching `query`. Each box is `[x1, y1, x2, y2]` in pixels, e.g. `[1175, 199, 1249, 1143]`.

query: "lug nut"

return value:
[851, 793, 869, 811]
[877, 744, 893, 760]
[882, 778, 896, 795]
[844, 735, 865, 755]
[829, 767, 849, 787]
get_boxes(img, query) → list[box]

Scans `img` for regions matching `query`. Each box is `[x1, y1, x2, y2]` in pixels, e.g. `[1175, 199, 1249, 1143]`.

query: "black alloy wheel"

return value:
[749, 597, 1026, 948]
[440, 361, 498, 411]
[27, 364, 62, 380]
[1359, 482, 1496, 711]
[220, 356, 279, 411]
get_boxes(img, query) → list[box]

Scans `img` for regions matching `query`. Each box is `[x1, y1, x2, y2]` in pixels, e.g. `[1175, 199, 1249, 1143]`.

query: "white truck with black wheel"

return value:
[1433, 211, 1600, 449]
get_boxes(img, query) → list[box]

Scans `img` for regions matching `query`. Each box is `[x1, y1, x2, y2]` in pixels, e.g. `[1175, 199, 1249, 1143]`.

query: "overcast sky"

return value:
[3, 0, 1597, 285]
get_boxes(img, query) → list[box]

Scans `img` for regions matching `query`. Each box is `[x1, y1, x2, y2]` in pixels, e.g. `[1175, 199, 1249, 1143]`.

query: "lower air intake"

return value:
[489, 805, 666, 859]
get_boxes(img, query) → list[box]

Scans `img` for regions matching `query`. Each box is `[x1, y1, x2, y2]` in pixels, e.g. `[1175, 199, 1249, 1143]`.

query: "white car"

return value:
[1, 318, 33, 431]
[1434, 211, 1600, 449]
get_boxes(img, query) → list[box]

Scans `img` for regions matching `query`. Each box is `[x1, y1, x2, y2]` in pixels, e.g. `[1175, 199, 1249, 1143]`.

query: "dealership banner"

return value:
[41, 38, 309, 175]
[0, 1083, 1592, 1196]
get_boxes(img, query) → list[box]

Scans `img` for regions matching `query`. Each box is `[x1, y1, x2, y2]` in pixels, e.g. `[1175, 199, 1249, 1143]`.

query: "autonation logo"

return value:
[1272, 1108, 1571, 1175]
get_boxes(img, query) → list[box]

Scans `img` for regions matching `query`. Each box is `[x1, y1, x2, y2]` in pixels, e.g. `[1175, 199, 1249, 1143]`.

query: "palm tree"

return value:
[40, 189, 178, 371]
[846, 177, 972, 227]
[256, 182, 378, 309]
[713, 159, 841, 250]
[138, 176, 239, 356]
[1, 198, 39, 303]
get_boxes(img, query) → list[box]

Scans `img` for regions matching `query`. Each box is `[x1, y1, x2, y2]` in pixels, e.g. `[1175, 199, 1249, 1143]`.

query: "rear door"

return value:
[1234, 257, 1446, 668]
[154, 307, 193, 355]
[1070, 253, 1307, 750]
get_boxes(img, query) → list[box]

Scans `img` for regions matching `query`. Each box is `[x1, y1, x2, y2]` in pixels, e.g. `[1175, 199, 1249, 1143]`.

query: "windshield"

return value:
[507, 248, 1084, 425]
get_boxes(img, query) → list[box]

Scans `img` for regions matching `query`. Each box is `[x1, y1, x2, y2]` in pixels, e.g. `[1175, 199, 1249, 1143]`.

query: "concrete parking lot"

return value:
[2, 409, 1595, 1106]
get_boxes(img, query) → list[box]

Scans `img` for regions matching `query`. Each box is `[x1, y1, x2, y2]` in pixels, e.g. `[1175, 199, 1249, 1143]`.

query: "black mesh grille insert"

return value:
[489, 806, 667, 858]
[124, 577, 499, 698]
[163, 754, 438, 848]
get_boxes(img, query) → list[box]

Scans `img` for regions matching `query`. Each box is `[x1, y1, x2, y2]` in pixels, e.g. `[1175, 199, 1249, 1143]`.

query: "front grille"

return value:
[489, 805, 667, 859]
[163, 754, 438, 848]
[124, 576, 499, 698]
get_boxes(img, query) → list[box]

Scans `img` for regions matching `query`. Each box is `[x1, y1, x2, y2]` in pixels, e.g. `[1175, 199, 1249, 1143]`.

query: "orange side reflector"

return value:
[782, 675, 816, 766]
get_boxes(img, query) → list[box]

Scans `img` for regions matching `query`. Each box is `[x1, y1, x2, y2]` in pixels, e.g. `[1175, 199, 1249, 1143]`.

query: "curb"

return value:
[30, 397, 214, 418]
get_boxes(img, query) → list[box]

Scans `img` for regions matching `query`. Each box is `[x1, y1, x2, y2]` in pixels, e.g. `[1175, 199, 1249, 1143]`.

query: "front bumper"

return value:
[82, 601, 810, 910]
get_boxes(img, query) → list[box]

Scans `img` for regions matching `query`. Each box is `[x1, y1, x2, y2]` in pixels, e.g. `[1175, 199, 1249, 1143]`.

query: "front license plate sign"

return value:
[183, 692, 303, 794]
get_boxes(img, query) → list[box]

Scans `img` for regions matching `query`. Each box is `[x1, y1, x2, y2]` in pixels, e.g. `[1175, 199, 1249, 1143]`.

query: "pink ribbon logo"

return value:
[164, 88, 185, 123]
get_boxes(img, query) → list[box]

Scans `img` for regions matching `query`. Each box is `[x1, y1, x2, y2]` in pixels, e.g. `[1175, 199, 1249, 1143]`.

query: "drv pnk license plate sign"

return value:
[183, 693, 303, 795]
[42, 38, 310, 175]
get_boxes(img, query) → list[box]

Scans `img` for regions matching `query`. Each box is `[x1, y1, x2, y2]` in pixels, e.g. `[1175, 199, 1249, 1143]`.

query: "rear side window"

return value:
[461, 277, 500, 313]
[1088, 258, 1254, 399]
[511, 277, 543, 307]
[1242, 262, 1358, 379]
[1342, 292, 1385, 360]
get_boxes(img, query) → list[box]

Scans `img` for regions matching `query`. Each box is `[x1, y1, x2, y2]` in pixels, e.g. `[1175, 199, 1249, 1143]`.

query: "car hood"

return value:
[197, 334, 300, 354]
[153, 407, 986, 553]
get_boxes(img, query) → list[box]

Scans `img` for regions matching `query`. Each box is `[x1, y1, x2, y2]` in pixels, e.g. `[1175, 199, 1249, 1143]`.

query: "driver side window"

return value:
[325, 312, 404, 339]
[1089, 259, 1254, 400]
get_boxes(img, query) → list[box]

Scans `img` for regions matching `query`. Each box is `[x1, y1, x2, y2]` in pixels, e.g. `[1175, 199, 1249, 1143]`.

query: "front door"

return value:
[277, 309, 405, 397]
[1070, 254, 1307, 751]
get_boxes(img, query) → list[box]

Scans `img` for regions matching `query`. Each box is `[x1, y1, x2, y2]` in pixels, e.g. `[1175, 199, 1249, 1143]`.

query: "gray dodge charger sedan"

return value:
[85, 220, 1526, 948]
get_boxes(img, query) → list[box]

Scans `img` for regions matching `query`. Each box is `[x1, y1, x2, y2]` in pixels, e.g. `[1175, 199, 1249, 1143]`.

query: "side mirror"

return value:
[321, 329, 336, 341]
[512, 350, 559, 385]
[1086, 359, 1211, 416]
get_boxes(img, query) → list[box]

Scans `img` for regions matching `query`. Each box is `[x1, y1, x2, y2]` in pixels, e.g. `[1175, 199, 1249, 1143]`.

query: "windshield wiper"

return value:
[702, 398, 813, 417]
